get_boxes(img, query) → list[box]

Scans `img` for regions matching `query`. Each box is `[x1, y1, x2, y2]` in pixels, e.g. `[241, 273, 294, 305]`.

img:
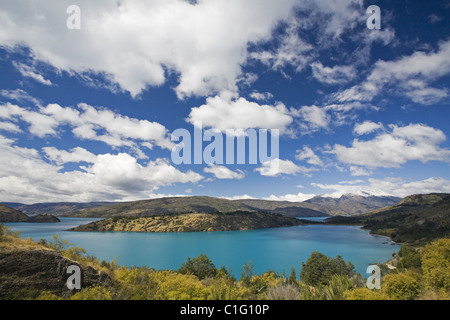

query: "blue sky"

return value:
[0, 0, 449, 203]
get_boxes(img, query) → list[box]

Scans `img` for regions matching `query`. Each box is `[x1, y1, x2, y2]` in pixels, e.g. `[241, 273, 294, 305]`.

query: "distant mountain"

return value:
[2, 202, 114, 217]
[2, 194, 402, 219]
[300, 194, 402, 216]
[327, 193, 450, 244]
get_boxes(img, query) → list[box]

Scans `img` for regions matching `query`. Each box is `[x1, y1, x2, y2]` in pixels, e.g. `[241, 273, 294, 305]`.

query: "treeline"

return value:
[1, 224, 449, 300]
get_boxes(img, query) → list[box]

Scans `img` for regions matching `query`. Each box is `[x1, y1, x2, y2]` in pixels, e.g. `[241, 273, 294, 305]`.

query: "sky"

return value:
[0, 0, 450, 204]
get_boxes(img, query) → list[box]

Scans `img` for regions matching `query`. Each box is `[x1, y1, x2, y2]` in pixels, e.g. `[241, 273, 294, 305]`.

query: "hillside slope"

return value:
[326, 193, 450, 244]
[69, 211, 309, 233]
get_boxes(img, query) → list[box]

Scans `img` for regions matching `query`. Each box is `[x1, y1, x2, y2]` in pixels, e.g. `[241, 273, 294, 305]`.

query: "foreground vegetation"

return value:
[1, 224, 448, 300]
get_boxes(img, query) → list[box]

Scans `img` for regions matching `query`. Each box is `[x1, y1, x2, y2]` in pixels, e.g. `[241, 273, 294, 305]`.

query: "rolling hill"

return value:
[326, 193, 450, 244]
[4, 194, 400, 219]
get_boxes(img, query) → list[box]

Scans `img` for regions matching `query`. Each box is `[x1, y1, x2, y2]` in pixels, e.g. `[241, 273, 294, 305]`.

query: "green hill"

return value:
[326, 193, 450, 244]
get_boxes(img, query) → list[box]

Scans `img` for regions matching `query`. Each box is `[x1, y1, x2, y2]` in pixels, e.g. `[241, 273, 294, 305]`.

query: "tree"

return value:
[240, 260, 255, 287]
[421, 238, 450, 289]
[178, 253, 217, 280]
[288, 266, 298, 285]
[299, 252, 356, 287]
[398, 244, 422, 270]
[344, 288, 390, 300]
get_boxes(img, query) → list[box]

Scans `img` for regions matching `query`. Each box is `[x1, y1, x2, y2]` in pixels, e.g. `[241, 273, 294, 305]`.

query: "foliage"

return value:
[178, 253, 218, 280]
[398, 244, 422, 270]
[299, 252, 356, 287]
[265, 283, 301, 300]
[383, 272, 421, 300]
[421, 238, 450, 289]
[240, 260, 255, 287]
[323, 275, 354, 300]
[70, 286, 112, 300]
[153, 271, 209, 300]
[344, 288, 390, 300]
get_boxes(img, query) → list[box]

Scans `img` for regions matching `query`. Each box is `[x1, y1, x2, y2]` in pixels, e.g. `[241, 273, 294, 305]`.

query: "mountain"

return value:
[326, 193, 450, 244]
[0, 204, 29, 222]
[299, 194, 401, 216]
[2, 194, 402, 219]
[2, 202, 114, 217]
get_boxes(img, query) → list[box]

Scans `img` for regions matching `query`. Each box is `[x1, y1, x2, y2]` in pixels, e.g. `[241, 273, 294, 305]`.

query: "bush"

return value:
[383, 272, 421, 300]
[421, 238, 450, 290]
[344, 288, 390, 300]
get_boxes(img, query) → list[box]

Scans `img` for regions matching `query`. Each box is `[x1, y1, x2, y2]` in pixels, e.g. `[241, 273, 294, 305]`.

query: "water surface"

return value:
[5, 218, 400, 277]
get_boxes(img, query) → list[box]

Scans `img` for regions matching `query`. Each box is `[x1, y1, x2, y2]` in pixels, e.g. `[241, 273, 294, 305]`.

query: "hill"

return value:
[50, 195, 399, 219]
[0, 204, 60, 223]
[326, 193, 450, 244]
[69, 211, 310, 233]
[0, 204, 29, 222]
[0, 231, 111, 299]
[2, 202, 114, 217]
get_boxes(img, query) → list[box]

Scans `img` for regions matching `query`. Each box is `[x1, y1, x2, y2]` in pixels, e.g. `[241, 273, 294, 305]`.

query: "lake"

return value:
[5, 218, 401, 278]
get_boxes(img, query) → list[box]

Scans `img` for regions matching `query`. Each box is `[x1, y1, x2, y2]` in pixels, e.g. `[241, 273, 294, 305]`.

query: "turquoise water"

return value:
[5, 218, 400, 278]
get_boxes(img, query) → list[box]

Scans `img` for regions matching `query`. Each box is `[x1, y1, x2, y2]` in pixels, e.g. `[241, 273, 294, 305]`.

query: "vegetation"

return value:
[326, 193, 450, 244]
[69, 211, 308, 233]
[1, 222, 449, 300]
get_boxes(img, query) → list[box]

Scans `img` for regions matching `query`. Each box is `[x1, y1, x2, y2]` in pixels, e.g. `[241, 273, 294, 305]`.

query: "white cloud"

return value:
[296, 105, 330, 132]
[0, 136, 203, 203]
[312, 177, 450, 198]
[255, 158, 315, 177]
[0, 89, 41, 105]
[332, 123, 450, 168]
[0, 0, 298, 98]
[311, 62, 356, 85]
[13, 62, 52, 86]
[296, 146, 324, 167]
[333, 40, 450, 105]
[264, 192, 316, 202]
[42, 147, 97, 165]
[187, 92, 294, 134]
[204, 165, 245, 180]
[0, 121, 21, 133]
[249, 91, 274, 102]
[353, 121, 384, 136]
[0, 102, 174, 150]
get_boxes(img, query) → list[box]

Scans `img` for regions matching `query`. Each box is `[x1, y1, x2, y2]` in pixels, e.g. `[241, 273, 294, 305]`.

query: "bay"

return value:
[5, 218, 401, 278]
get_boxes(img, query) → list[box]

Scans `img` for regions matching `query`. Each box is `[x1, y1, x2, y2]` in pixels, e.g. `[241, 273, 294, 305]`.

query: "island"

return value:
[69, 211, 309, 233]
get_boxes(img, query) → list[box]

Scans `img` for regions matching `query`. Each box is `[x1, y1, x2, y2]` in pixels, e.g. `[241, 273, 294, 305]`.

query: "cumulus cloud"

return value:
[0, 102, 174, 151]
[263, 192, 316, 202]
[0, 0, 298, 98]
[204, 165, 245, 180]
[353, 121, 384, 136]
[295, 105, 331, 132]
[332, 123, 450, 168]
[0, 136, 203, 203]
[255, 158, 316, 177]
[312, 177, 450, 198]
[296, 146, 324, 167]
[187, 92, 294, 134]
